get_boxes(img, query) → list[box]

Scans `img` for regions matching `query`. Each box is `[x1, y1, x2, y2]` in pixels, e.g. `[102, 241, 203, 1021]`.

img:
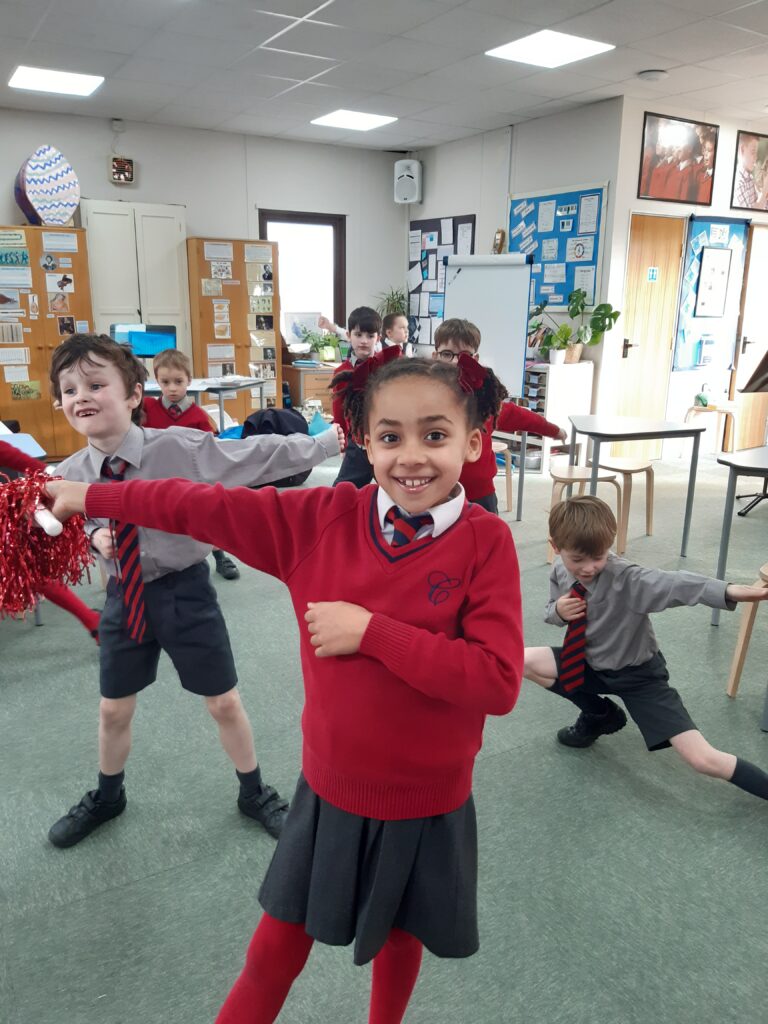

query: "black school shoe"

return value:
[48, 788, 127, 848]
[213, 550, 240, 580]
[557, 699, 627, 748]
[238, 783, 289, 839]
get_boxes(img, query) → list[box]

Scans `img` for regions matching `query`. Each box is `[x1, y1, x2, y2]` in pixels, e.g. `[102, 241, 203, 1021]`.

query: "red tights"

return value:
[216, 913, 423, 1024]
[40, 581, 99, 636]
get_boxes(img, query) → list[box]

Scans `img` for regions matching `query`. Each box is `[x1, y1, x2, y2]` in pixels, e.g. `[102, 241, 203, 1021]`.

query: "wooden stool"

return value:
[589, 457, 654, 556]
[491, 440, 513, 513]
[547, 461, 622, 563]
[726, 561, 768, 698]
[684, 404, 738, 453]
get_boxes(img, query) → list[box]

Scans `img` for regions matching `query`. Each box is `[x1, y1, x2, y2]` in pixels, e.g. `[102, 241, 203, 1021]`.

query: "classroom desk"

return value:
[711, 446, 768, 629]
[568, 415, 706, 557]
[144, 377, 266, 427]
[490, 430, 528, 521]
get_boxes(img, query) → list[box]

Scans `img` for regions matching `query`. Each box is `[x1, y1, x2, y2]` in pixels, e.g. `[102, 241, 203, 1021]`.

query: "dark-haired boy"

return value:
[330, 305, 401, 487]
[45, 334, 342, 848]
[524, 495, 768, 805]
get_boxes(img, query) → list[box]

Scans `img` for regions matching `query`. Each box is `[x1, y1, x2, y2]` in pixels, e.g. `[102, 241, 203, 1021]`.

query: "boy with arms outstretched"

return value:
[525, 495, 768, 801]
[46, 335, 341, 848]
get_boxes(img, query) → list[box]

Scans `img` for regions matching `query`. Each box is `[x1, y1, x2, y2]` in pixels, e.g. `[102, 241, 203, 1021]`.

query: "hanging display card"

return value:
[0, 230, 26, 247]
[509, 183, 606, 309]
[209, 260, 232, 279]
[0, 267, 33, 288]
[204, 241, 233, 261]
[4, 365, 29, 382]
[244, 244, 272, 262]
[207, 344, 235, 360]
[0, 347, 30, 364]
[41, 231, 78, 252]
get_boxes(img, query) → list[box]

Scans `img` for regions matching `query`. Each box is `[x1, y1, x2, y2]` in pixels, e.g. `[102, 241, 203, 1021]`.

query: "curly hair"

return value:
[332, 356, 508, 443]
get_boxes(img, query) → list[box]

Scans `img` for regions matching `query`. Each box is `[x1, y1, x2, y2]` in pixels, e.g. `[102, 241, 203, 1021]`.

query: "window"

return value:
[258, 210, 346, 330]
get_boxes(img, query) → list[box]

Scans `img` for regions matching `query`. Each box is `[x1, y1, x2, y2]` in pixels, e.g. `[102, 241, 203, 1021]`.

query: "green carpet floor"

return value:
[2, 454, 767, 1024]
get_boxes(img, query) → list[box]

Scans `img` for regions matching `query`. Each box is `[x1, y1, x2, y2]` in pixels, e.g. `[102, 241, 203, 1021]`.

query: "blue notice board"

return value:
[508, 184, 607, 311]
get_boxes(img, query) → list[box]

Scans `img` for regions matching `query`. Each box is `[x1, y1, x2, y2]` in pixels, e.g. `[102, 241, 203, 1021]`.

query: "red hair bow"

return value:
[457, 352, 488, 394]
[348, 343, 401, 393]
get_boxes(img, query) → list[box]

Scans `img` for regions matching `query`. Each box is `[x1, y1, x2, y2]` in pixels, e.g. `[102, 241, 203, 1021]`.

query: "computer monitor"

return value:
[110, 323, 176, 359]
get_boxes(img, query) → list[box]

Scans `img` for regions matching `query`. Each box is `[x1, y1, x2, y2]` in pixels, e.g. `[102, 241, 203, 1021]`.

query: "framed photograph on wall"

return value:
[638, 112, 719, 205]
[730, 129, 768, 211]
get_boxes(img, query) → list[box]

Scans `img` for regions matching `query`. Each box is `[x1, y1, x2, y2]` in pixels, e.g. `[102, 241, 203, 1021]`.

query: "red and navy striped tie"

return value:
[385, 506, 433, 547]
[101, 458, 147, 643]
[559, 581, 587, 692]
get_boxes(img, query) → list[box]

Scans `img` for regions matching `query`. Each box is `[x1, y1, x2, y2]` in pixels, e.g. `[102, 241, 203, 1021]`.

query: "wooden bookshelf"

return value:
[187, 237, 282, 424]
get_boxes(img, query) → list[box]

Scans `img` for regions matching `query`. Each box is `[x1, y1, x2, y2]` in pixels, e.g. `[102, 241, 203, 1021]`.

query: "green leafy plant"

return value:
[375, 286, 408, 316]
[533, 290, 620, 356]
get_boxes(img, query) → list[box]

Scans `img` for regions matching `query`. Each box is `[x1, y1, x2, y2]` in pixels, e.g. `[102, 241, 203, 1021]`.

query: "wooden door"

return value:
[80, 199, 141, 335]
[134, 203, 190, 353]
[730, 224, 768, 449]
[613, 214, 686, 459]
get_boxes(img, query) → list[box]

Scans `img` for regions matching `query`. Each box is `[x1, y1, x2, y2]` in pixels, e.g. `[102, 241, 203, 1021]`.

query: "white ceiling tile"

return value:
[311, 61, 413, 92]
[307, 0, 448, 34]
[463, 0, 612, 27]
[2, 39, 130, 76]
[574, 47, 679, 82]
[718, 0, 768, 33]
[266, 21, 392, 60]
[249, 0, 328, 14]
[50, 0, 182, 30]
[634, 18, 766, 62]
[112, 57, 214, 87]
[220, 112, 303, 133]
[510, 96, 591, 118]
[665, 0, 756, 13]
[472, 84, 555, 110]
[228, 47, 336, 79]
[557, 0, 696, 46]
[275, 123, 358, 142]
[403, 8, 534, 51]
[699, 40, 768, 75]
[674, 73, 768, 107]
[31, 11, 153, 55]
[424, 53, 541, 88]
[135, 31, 260, 68]
[493, 68, 611, 100]
[385, 72, 478, 103]
[364, 37, 469, 72]
[627, 63, 739, 93]
[160, 6, 292, 44]
[0, 0, 53, 37]
[412, 100, 516, 129]
[148, 107, 238, 130]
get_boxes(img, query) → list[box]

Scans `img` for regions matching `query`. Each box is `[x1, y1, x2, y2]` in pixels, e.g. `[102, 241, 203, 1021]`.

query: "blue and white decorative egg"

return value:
[14, 144, 81, 226]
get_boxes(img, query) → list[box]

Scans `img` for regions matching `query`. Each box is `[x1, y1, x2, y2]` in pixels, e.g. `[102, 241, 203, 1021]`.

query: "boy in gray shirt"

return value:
[524, 496, 768, 803]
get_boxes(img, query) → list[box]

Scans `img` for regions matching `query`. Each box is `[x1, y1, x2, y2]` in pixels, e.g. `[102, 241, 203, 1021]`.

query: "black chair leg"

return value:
[736, 479, 768, 517]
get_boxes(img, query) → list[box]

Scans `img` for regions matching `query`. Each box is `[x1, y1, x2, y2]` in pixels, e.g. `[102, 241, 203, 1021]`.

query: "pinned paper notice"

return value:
[440, 219, 453, 245]
[537, 201, 556, 233]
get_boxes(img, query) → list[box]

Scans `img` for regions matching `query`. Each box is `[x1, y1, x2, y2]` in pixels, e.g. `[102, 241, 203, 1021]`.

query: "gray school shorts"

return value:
[98, 561, 238, 699]
[550, 647, 697, 751]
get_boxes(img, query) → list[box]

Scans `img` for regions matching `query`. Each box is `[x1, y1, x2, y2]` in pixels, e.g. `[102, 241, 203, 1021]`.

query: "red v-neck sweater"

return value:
[142, 397, 215, 433]
[85, 480, 523, 819]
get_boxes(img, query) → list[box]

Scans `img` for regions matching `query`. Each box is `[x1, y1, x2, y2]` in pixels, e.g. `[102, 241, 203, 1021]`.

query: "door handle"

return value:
[741, 336, 754, 355]
[622, 338, 637, 359]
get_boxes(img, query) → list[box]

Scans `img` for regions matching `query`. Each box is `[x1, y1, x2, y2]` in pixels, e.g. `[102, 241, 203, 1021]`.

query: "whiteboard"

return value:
[442, 253, 532, 398]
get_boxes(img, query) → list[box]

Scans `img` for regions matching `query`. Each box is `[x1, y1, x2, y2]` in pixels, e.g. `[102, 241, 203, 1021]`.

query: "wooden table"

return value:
[711, 446, 768, 629]
[568, 415, 706, 557]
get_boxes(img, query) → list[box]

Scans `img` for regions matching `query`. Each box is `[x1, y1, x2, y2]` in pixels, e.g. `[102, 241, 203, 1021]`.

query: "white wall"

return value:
[0, 106, 407, 312]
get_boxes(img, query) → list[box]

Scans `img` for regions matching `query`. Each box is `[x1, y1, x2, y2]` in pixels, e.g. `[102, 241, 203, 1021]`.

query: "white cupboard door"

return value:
[80, 199, 141, 335]
[133, 204, 190, 353]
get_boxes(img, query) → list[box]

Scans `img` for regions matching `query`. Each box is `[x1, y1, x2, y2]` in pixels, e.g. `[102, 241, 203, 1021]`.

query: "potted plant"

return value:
[300, 326, 337, 363]
[376, 286, 408, 316]
[533, 290, 620, 365]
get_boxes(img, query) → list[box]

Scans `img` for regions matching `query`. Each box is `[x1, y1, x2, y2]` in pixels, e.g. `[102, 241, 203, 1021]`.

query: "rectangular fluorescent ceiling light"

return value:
[8, 65, 104, 96]
[311, 109, 397, 131]
[486, 30, 614, 69]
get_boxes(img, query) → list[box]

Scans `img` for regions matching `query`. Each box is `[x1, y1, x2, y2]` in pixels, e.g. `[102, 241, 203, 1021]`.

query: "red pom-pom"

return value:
[0, 470, 93, 618]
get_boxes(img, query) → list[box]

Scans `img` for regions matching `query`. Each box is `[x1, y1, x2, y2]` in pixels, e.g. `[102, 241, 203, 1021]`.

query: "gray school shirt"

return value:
[545, 553, 736, 671]
[56, 422, 339, 582]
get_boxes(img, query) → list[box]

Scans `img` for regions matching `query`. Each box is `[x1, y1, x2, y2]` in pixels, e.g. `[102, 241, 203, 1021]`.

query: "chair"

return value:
[491, 440, 513, 513]
[202, 405, 238, 432]
[684, 403, 739, 453]
[588, 457, 654, 556]
[547, 460, 622, 563]
[726, 562, 768, 698]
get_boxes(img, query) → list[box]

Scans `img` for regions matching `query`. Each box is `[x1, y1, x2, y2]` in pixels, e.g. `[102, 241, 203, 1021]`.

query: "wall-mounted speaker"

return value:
[394, 159, 422, 204]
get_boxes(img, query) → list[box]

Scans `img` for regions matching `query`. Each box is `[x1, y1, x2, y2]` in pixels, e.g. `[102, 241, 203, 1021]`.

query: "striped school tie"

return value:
[559, 581, 587, 692]
[167, 403, 182, 419]
[385, 506, 433, 547]
[101, 458, 147, 643]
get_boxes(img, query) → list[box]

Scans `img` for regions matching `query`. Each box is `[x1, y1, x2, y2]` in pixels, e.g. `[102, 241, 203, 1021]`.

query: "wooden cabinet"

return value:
[187, 237, 282, 424]
[0, 225, 93, 459]
[282, 365, 335, 413]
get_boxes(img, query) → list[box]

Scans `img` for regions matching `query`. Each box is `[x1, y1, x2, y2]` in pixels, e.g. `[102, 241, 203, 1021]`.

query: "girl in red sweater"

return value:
[45, 352, 524, 1024]
[0, 438, 99, 641]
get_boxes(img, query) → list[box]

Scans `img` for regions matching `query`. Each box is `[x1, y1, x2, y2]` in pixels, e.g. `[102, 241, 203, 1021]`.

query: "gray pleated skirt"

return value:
[258, 774, 479, 965]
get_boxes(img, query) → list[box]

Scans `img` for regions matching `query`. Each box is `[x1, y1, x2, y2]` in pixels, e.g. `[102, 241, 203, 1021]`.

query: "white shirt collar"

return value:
[376, 484, 466, 541]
